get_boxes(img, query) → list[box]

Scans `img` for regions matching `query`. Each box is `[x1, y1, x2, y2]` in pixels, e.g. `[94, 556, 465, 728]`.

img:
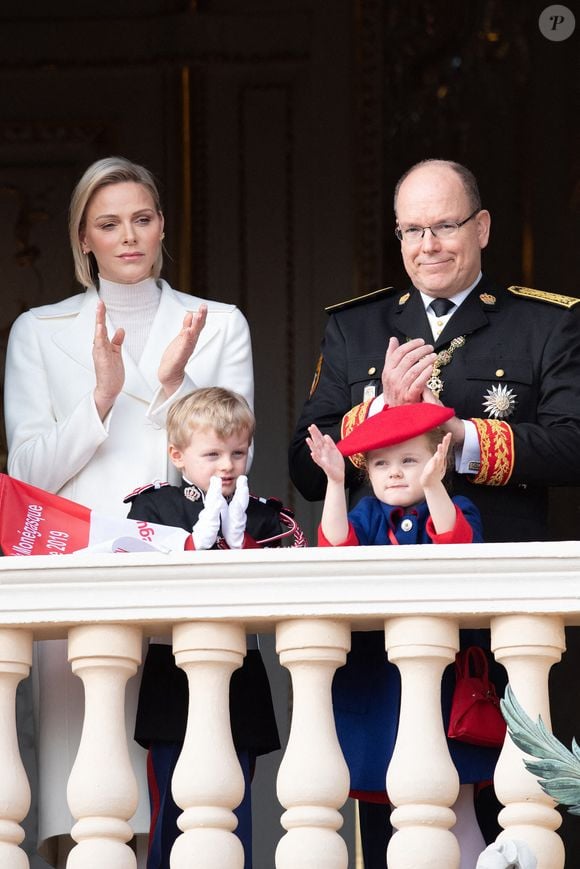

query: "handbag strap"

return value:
[456, 645, 489, 680]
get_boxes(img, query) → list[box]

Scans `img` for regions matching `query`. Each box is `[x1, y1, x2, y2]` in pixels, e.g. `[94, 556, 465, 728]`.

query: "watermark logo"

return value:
[538, 4, 576, 41]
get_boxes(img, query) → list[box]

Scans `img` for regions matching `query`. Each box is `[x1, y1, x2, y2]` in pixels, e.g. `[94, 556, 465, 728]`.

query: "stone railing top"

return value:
[1, 540, 580, 638]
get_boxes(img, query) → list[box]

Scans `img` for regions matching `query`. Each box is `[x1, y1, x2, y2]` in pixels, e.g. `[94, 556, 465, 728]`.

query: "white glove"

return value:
[191, 476, 227, 550]
[221, 475, 249, 549]
[476, 840, 537, 869]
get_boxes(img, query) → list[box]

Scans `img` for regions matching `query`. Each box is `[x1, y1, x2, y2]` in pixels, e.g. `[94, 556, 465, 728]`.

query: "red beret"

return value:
[337, 403, 454, 457]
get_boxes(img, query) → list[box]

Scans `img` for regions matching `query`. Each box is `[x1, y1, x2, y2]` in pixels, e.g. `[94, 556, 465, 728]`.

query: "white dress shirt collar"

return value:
[420, 272, 483, 339]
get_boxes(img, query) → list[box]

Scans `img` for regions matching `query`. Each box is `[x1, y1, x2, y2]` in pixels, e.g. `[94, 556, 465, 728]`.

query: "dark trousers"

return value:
[358, 788, 499, 868]
[146, 742, 253, 869]
[359, 801, 391, 868]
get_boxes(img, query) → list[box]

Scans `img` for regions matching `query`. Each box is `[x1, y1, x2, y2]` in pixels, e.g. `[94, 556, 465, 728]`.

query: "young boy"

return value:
[307, 402, 498, 869]
[126, 387, 302, 869]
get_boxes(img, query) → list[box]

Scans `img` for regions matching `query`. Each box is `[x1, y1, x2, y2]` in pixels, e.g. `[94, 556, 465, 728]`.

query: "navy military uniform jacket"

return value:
[127, 481, 283, 756]
[289, 276, 580, 543]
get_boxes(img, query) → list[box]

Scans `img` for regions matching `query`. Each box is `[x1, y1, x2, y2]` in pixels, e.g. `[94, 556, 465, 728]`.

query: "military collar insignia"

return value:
[183, 484, 203, 502]
[479, 292, 496, 305]
[483, 384, 517, 419]
[398, 292, 410, 305]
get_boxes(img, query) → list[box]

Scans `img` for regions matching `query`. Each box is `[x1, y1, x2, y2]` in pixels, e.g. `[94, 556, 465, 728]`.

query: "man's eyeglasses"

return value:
[395, 208, 480, 243]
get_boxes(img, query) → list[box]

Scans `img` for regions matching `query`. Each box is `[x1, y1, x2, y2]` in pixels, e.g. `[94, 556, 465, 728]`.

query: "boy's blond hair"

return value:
[167, 387, 255, 450]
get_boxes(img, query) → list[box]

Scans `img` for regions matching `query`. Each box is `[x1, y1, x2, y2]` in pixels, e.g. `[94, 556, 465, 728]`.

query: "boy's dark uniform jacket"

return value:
[289, 277, 580, 543]
[126, 481, 283, 756]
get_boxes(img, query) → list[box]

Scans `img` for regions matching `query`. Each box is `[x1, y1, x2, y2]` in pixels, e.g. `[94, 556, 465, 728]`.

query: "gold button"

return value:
[495, 369, 505, 377]
[368, 366, 377, 376]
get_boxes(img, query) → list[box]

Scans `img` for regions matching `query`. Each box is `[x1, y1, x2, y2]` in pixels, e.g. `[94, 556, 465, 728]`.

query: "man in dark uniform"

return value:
[288, 158, 580, 864]
[290, 159, 580, 539]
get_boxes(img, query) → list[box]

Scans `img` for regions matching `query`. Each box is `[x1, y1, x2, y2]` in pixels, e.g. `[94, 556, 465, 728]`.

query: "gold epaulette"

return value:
[507, 286, 580, 309]
[325, 286, 395, 314]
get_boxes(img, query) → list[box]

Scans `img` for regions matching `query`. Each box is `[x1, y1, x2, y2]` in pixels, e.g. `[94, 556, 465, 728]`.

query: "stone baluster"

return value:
[171, 621, 246, 869]
[275, 618, 351, 869]
[66, 624, 142, 869]
[386, 616, 460, 869]
[0, 628, 33, 869]
[491, 614, 566, 869]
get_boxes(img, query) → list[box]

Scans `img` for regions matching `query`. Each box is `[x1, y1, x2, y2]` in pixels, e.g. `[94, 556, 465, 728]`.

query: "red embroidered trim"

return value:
[340, 400, 373, 469]
[470, 418, 515, 486]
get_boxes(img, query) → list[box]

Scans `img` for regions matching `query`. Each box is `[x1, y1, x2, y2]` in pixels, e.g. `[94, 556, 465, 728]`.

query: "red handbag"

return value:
[447, 646, 506, 748]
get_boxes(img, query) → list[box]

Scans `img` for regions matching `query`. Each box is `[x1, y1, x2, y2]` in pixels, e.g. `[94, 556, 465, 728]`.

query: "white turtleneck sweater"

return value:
[98, 275, 161, 363]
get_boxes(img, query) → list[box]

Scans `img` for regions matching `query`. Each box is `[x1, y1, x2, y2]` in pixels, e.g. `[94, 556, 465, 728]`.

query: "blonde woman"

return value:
[5, 156, 253, 867]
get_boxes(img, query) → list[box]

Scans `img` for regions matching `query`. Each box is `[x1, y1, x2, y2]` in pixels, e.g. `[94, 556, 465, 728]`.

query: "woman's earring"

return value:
[160, 232, 165, 241]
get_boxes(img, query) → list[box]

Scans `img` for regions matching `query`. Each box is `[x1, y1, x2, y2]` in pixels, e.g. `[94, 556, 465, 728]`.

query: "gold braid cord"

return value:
[470, 418, 515, 486]
[341, 399, 373, 469]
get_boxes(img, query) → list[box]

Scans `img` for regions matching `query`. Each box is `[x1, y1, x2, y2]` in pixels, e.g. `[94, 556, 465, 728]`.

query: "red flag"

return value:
[0, 474, 190, 556]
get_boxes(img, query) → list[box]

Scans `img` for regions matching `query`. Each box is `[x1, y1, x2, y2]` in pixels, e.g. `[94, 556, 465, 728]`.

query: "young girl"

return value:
[307, 402, 500, 869]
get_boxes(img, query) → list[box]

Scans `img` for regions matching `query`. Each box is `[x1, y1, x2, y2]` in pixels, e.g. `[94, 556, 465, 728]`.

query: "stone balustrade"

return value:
[0, 540, 579, 868]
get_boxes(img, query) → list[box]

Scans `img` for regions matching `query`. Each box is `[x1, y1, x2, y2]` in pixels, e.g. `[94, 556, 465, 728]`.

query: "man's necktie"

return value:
[429, 298, 455, 317]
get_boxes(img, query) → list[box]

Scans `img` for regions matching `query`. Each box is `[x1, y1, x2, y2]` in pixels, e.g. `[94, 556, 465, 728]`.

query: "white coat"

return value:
[5, 280, 254, 513]
[4, 280, 254, 862]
